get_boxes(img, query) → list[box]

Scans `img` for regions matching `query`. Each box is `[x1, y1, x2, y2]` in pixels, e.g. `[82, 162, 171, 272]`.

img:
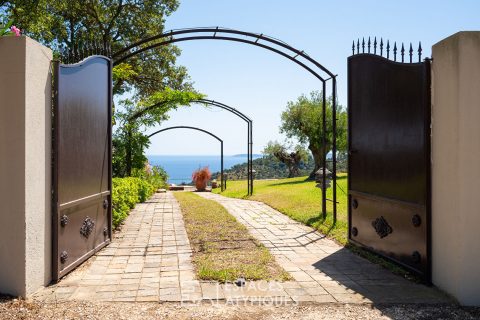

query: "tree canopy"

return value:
[280, 91, 347, 177]
[2, 1, 208, 178]
[4, 0, 192, 97]
[263, 141, 309, 178]
[114, 89, 205, 177]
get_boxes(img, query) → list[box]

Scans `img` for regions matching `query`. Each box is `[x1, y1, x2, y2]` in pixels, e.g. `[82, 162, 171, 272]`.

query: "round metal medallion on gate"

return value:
[80, 217, 95, 238]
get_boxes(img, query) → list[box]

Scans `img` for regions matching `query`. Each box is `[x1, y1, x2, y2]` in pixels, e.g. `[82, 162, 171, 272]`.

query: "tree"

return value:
[2, 1, 207, 177]
[263, 141, 308, 178]
[4, 0, 192, 97]
[113, 88, 205, 176]
[112, 122, 149, 178]
[280, 91, 347, 179]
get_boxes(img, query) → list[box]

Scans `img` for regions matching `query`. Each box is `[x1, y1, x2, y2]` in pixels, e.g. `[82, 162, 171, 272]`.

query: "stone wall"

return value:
[0, 36, 52, 296]
[431, 31, 480, 306]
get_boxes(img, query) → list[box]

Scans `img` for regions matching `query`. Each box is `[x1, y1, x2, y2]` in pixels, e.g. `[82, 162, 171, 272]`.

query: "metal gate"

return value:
[53, 56, 112, 281]
[348, 39, 431, 280]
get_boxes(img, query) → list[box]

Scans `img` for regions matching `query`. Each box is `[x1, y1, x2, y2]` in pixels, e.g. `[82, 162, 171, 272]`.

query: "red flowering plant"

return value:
[192, 166, 212, 191]
[0, 18, 21, 37]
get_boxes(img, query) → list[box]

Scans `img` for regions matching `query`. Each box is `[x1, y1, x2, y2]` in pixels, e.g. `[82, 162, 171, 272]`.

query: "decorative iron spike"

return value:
[409, 43, 413, 63]
[362, 37, 365, 53]
[380, 38, 384, 56]
[418, 41, 422, 62]
[72, 43, 76, 63]
[60, 47, 65, 63]
[367, 37, 371, 53]
[393, 42, 397, 61]
[70, 46, 74, 63]
[386, 40, 390, 59]
[401, 43, 405, 63]
[93, 41, 98, 55]
[76, 43, 80, 62]
[373, 37, 377, 55]
[79, 42, 85, 60]
[352, 40, 355, 55]
[356, 39, 360, 54]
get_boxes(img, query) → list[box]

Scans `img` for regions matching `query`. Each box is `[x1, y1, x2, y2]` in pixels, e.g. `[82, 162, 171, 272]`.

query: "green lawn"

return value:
[214, 174, 349, 245]
[174, 192, 291, 282]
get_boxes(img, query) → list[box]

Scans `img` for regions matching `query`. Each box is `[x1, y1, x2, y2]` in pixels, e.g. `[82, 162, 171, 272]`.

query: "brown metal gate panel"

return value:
[53, 56, 112, 281]
[348, 53, 431, 280]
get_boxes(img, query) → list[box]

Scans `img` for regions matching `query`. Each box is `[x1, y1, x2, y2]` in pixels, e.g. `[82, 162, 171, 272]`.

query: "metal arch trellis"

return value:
[192, 99, 253, 195]
[113, 26, 338, 221]
[147, 126, 225, 191]
[127, 98, 253, 195]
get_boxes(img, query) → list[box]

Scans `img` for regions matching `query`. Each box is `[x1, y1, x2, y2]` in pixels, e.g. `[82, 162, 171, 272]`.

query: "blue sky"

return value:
[144, 0, 480, 155]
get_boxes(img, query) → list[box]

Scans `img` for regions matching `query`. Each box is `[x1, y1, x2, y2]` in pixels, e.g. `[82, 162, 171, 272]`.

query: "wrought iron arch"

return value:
[192, 99, 252, 195]
[113, 27, 338, 220]
[129, 98, 253, 195]
[148, 126, 225, 191]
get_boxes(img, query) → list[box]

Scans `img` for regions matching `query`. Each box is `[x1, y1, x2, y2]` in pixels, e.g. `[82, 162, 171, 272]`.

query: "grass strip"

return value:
[174, 192, 291, 282]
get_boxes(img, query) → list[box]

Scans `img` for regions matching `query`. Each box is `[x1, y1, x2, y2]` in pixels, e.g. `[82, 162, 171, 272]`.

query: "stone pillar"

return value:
[0, 36, 52, 296]
[431, 31, 480, 306]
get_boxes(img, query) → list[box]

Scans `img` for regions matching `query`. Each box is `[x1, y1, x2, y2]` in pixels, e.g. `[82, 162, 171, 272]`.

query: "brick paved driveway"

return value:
[33, 192, 451, 305]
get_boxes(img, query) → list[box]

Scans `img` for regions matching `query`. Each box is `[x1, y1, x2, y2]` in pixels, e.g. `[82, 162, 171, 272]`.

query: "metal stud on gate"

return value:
[60, 251, 68, 264]
[60, 215, 69, 227]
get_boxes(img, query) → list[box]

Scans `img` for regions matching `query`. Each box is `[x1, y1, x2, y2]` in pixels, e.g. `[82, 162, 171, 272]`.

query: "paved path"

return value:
[34, 191, 451, 305]
[34, 193, 202, 302]
[197, 192, 451, 304]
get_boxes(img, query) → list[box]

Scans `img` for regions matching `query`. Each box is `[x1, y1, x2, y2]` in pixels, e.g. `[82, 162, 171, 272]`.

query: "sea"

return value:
[148, 154, 261, 184]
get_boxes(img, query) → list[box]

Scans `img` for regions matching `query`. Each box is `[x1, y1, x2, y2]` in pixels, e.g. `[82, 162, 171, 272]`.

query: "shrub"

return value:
[192, 166, 212, 183]
[112, 177, 155, 229]
[112, 163, 168, 229]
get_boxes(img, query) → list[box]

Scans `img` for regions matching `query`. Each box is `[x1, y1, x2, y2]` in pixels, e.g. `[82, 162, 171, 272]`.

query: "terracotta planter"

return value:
[195, 179, 207, 191]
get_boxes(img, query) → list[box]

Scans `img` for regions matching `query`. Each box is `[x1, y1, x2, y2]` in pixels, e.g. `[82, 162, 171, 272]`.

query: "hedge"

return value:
[111, 177, 156, 228]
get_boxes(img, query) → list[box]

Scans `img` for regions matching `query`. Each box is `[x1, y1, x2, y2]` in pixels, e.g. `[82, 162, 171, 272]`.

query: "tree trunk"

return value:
[288, 165, 300, 178]
[308, 144, 327, 180]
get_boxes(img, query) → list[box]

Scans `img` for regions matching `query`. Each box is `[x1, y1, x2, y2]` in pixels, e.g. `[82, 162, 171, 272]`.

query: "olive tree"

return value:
[280, 91, 347, 178]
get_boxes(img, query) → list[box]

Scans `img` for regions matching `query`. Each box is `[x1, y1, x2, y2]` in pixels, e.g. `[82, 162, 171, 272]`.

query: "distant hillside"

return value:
[213, 155, 314, 180]
[213, 153, 347, 181]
